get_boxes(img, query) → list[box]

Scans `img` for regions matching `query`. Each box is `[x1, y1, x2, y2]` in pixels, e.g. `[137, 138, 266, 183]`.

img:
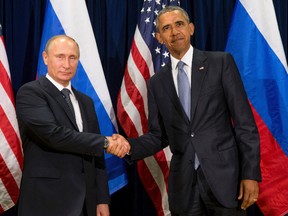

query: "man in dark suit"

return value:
[16, 35, 129, 216]
[110, 6, 261, 216]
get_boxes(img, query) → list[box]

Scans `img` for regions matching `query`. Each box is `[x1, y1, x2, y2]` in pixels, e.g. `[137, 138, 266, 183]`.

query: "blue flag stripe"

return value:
[37, 0, 127, 194]
[226, 2, 288, 156]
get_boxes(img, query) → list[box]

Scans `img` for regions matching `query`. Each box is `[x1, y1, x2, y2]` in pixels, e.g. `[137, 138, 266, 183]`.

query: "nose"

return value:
[171, 25, 180, 36]
[62, 57, 70, 69]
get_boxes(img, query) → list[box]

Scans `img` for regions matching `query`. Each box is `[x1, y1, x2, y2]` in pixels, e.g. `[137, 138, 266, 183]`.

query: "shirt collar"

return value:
[46, 74, 73, 94]
[171, 45, 193, 70]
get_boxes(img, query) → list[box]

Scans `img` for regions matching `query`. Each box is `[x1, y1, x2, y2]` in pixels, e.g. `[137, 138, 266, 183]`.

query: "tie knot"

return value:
[178, 61, 185, 70]
[61, 88, 71, 97]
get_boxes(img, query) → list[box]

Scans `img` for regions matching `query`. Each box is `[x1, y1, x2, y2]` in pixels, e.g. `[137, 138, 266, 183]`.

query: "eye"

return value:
[56, 54, 64, 59]
[162, 25, 171, 32]
[176, 21, 184, 27]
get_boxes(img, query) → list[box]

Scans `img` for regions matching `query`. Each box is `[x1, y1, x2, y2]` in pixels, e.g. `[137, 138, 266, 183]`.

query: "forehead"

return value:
[52, 38, 75, 48]
[49, 38, 79, 54]
[158, 10, 187, 25]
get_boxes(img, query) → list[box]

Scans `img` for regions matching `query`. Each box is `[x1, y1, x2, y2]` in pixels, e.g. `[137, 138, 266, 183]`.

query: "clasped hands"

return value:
[105, 134, 130, 158]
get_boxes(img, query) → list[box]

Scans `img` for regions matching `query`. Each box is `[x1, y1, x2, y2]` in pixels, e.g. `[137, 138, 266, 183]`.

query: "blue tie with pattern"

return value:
[177, 61, 199, 169]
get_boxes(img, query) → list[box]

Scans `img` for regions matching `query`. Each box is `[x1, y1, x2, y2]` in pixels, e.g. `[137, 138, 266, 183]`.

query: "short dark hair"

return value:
[155, 6, 190, 32]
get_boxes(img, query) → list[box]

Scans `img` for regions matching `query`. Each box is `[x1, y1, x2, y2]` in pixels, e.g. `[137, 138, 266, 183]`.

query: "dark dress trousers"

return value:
[16, 76, 110, 216]
[128, 49, 261, 214]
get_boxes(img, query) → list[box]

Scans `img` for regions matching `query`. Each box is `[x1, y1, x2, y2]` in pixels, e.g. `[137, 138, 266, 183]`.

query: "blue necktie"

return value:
[177, 61, 199, 169]
[61, 88, 75, 117]
[177, 61, 191, 118]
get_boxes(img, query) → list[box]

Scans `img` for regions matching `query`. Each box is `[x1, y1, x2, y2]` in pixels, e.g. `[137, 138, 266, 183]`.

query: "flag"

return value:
[117, 1, 179, 215]
[225, 0, 288, 215]
[37, 0, 127, 194]
[0, 24, 23, 213]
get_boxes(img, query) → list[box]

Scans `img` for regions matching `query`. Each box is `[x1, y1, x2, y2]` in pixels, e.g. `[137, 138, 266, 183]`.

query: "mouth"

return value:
[171, 37, 184, 44]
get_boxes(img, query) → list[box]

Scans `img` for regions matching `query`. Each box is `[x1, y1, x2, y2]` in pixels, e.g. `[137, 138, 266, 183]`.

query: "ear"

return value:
[189, 23, 195, 36]
[42, 51, 48, 66]
[156, 32, 164, 44]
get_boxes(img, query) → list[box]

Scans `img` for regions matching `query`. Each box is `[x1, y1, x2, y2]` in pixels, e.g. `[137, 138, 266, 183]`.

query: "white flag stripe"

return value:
[0, 179, 13, 211]
[134, 27, 155, 77]
[0, 130, 22, 187]
[144, 156, 170, 215]
[240, 0, 288, 72]
[120, 81, 143, 136]
[0, 84, 21, 140]
[127, 54, 149, 119]
[0, 39, 10, 77]
[163, 147, 172, 168]
[50, 0, 118, 131]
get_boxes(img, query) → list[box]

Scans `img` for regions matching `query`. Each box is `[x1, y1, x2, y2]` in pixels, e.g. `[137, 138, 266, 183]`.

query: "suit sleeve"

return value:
[16, 82, 105, 156]
[128, 79, 169, 161]
[222, 53, 261, 181]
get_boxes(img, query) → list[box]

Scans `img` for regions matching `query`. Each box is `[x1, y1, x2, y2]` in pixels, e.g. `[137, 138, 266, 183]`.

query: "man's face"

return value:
[156, 10, 194, 59]
[43, 37, 79, 86]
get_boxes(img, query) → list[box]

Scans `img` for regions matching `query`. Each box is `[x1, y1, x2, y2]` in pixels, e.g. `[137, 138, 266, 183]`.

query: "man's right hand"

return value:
[105, 134, 130, 158]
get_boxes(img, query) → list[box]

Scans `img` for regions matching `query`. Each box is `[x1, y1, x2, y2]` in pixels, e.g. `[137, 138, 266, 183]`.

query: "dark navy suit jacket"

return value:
[129, 49, 261, 214]
[16, 76, 109, 216]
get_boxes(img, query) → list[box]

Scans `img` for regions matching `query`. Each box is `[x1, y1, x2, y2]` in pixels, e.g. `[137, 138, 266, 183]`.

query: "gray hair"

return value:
[155, 6, 190, 32]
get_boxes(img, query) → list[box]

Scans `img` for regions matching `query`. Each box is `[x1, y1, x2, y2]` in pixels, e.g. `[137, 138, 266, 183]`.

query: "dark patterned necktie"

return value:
[61, 88, 75, 117]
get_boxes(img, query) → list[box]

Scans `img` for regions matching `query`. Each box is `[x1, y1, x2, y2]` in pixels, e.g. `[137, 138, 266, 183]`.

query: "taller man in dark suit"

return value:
[110, 6, 261, 216]
[16, 35, 129, 216]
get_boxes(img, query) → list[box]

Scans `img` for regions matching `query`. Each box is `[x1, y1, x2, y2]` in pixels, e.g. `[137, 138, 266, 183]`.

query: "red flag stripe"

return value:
[117, 94, 139, 138]
[0, 154, 20, 206]
[123, 64, 148, 134]
[0, 37, 14, 105]
[117, 2, 175, 215]
[251, 106, 288, 216]
[138, 159, 166, 216]
[0, 106, 23, 167]
[0, 29, 23, 213]
[118, 38, 171, 216]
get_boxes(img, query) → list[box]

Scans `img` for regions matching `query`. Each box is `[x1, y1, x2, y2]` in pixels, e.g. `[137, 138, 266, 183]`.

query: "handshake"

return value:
[105, 134, 131, 158]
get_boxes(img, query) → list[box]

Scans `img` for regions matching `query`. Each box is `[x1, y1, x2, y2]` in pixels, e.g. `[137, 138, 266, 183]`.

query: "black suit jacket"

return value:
[16, 76, 109, 216]
[128, 49, 261, 214]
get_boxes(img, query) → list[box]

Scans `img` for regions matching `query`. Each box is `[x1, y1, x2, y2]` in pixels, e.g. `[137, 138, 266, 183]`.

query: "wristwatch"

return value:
[104, 137, 109, 149]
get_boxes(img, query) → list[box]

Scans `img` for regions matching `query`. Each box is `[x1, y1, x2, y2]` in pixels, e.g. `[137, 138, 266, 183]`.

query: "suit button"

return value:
[191, 132, 195, 137]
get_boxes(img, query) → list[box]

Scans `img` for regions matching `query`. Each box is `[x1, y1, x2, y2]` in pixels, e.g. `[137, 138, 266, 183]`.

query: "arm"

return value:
[222, 53, 261, 208]
[16, 83, 105, 156]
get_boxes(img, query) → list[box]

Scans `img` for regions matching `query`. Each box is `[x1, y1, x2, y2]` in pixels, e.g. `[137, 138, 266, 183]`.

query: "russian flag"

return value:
[225, 0, 288, 215]
[37, 0, 127, 194]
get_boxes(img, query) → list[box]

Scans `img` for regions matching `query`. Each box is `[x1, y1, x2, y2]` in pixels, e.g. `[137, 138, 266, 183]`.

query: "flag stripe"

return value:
[0, 107, 23, 171]
[225, 0, 288, 215]
[0, 25, 23, 213]
[240, 0, 288, 73]
[37, 0, 127, 194]
[251, 107, 288, 216]
[117, 1, 179, 215]
[0, 154, 19, 206]
[137, 159, 165, 216]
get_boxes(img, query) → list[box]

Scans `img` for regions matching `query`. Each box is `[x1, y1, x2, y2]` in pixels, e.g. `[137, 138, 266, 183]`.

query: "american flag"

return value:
[0, 24, 23, 213]
[117, 1, 179, 215]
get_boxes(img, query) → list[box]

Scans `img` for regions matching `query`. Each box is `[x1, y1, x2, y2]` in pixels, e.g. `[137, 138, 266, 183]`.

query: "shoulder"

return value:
[149, 61, 171, 82]
[196, 49, 234, 62]
[73, 88, 93, 104]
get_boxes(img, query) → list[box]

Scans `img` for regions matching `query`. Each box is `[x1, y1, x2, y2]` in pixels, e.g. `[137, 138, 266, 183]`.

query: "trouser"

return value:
[172, 167, 246, 216]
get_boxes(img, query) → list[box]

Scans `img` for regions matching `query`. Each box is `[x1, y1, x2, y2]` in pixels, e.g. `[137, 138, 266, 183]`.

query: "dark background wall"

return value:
[1, 0, 287, 215]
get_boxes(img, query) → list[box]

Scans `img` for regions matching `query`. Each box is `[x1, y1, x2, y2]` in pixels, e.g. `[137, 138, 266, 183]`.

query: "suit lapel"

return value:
[161, 62, 190, 123]
[73, 89, 88, 132]
[190, 49, 208, 123]
[39, 76, 79, 130]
